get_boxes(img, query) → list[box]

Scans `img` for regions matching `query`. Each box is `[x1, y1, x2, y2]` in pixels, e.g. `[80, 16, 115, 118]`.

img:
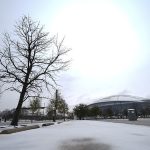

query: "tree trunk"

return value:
[11, 85, 27, 126]
[10, 100, 23, 126]
[11, 64, 31, 126]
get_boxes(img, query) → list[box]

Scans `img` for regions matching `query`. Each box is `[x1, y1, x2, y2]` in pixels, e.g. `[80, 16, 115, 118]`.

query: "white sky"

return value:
[0, 0, 150, 110]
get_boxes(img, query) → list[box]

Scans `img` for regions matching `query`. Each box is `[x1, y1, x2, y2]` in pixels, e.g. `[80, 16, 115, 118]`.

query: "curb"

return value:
[42, 122, 54, 127]
[57, 121, 63, 124]
[0, 125, 40, 134]
[0, 121, 64, 134]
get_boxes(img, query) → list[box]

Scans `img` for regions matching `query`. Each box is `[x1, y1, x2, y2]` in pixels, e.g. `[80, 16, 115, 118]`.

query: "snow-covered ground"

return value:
[0, 120, 150, 150]
[0, 120, 55, 132]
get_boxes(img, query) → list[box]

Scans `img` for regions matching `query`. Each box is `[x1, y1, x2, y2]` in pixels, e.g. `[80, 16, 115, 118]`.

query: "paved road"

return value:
[1, 118, 150, 127]
[99, 118, 150, 127]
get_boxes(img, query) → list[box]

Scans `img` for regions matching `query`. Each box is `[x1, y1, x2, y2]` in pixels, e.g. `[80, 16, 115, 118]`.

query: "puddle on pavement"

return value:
[60, 137, 111, 150]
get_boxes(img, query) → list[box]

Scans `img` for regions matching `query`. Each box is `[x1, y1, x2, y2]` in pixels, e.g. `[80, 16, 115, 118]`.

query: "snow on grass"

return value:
[0, 120, 56, 132]
[0, 120, 150, 150]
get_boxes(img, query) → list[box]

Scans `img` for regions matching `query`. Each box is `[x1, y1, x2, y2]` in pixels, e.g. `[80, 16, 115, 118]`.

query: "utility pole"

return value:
[53, 89, 58, 122]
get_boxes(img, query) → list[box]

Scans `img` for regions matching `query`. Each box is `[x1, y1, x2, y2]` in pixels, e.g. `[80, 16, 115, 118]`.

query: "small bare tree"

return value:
[49, 89, 61, 122]
[57, 98, 68, 121]
[47, 89, 68, 121]
[0, 16, 70, 125]
[46, 101, 54, 120]
[29, 97, 41, 120]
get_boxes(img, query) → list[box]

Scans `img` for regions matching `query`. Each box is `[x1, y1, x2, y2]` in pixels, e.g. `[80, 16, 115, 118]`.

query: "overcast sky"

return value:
[0, 0, 150, 110]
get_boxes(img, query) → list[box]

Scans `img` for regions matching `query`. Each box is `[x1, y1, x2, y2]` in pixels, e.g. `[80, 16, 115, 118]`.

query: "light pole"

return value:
[52, 106, 56, 122]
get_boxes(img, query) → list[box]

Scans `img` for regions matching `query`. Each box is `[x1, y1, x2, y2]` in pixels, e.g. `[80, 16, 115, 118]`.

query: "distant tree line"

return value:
[73, 104, 150, 120]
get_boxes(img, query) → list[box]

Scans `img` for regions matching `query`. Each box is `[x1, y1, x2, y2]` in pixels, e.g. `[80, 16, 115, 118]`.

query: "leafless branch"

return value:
[0, 16, 70, 124]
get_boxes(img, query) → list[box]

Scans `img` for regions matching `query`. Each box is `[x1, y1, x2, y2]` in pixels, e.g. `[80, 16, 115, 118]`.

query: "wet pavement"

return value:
[99, 118, 150, 127]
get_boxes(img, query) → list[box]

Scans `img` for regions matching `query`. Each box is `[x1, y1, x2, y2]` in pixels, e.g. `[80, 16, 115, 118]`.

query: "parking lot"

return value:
[100, 118, 150, 127]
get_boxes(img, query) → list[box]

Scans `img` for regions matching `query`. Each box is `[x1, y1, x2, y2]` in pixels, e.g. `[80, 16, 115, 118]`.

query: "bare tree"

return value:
[0, 16, 70, 125]
[47, 89, 68, 121]
[46, 100, 54, 120]
[57, 98, 68, 121]
[29, 97, 41, 121]
[49, 89, 61, 122]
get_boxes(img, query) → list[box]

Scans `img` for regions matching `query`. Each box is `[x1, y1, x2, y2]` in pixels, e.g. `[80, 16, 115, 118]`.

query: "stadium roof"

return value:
[94, 95, 147, 103]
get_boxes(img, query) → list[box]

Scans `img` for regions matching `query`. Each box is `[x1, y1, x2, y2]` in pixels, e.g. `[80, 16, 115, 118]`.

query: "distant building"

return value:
[21, 107, 45, 116]
[88, 95, 150, 117]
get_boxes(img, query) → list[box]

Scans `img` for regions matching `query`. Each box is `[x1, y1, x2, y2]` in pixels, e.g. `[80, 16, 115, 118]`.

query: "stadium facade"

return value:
[88, 95, 150, 117]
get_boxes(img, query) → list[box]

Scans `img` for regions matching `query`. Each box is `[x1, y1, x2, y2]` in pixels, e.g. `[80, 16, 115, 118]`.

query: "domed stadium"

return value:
[97, 95, 144, 102]
[88, 95, 150, 118]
